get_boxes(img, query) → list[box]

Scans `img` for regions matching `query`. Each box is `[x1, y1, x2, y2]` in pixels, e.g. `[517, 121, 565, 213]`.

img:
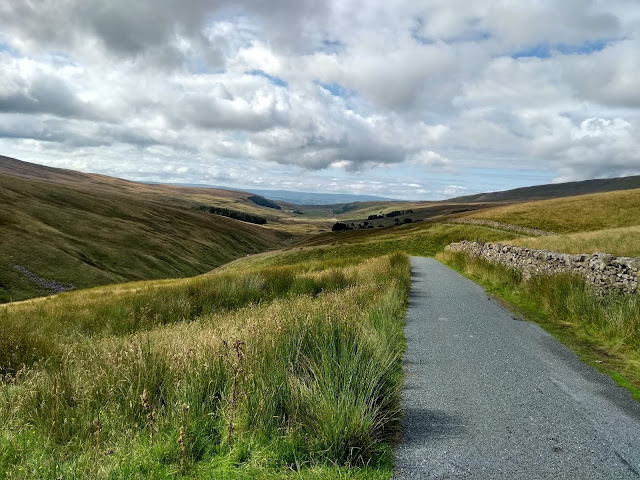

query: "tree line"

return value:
[194, 205, 267, 225]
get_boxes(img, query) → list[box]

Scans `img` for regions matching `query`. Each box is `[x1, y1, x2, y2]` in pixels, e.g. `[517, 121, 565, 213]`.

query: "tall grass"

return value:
[0, 265, 361, 376]
[438, 250, 640, 394]
[0, 252, 410, 479]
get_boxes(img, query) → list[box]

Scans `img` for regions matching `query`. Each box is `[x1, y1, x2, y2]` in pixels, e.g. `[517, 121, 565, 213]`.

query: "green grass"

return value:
[0, 248, 410, 479]
[5, 157, 640, 478]
[437, 250, 640, 400]
[265, 222, 519, 268]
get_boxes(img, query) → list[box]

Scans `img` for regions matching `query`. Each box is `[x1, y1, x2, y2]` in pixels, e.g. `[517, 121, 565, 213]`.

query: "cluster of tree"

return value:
[331, 222, 350, 231]
[367, 209, 414, 220]
[194, 205, 267, 225]
[248, 195, 281, 210]
[451, 208, 475, 214]
[333, 216, 414, 232]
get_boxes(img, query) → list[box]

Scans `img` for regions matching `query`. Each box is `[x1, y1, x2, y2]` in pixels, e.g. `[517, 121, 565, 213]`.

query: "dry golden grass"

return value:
[463, 188, 640, 234]
[509, 225, 640, 258]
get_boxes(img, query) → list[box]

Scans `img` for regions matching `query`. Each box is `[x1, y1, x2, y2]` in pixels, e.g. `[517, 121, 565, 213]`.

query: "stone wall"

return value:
[445, 241, 640, 295]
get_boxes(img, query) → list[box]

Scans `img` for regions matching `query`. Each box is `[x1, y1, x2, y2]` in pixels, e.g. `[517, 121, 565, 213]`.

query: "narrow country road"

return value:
[394, 257, 640, 479]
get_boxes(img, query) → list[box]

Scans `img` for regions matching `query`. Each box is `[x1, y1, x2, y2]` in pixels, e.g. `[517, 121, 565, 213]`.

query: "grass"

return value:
[508, 225, 640, 258]
[288, 221, 519, 260]
[0, 165, 297, 304]
[437, 250, 640, 400]
[0, 247, 411, 479]
[462, 187, 640, 233]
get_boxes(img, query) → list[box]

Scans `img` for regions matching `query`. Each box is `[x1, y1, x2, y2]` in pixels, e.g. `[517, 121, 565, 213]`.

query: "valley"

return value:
[2, 157, 640, 478]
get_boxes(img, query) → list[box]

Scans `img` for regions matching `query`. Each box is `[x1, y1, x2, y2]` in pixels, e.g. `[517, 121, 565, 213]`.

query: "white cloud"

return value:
[0, 0, 639, 199]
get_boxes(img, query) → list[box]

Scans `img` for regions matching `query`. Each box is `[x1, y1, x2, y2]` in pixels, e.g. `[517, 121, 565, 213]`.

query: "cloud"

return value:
[529, 116, 640, 181]
[410, 150, 451, 169]
[0, 0, 639, 199]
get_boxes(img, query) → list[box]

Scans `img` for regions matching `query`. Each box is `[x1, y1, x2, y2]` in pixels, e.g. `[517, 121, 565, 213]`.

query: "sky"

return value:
[1, 1, 639, 200]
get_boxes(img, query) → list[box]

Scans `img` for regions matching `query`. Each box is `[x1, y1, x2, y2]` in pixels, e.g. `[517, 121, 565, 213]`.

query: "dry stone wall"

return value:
[445, 241, 640, 296]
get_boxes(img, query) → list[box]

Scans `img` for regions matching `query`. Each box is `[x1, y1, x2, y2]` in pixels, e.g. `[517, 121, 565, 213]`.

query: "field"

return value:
[508, 225, 640, 258]
[0, 208, 524, 478]
[458, 188, 640, 234]
[0, 248, 410, 479]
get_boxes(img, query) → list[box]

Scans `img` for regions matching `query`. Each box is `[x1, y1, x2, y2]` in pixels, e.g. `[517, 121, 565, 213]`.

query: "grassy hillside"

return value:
[0, 246, 410, 479]
[0, 157, 300, 303]
[459, 188, 640, 234]
[508, 226, 640, 258]
[331, 201, 500, 227]
[451, 174, 640, 203]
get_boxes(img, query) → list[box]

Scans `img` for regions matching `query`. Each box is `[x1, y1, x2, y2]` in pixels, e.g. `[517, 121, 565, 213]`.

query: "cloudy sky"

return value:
[1, 1, 639, 200]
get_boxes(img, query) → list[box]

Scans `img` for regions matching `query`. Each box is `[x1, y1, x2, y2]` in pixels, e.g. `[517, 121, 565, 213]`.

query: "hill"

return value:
[0, 156, 299, 303]
[457, 187, 640, 235]
[450, 175, 640, 203]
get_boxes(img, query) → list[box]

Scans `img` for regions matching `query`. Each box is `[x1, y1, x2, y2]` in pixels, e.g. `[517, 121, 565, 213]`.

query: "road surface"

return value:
[394, 257, 640, 479]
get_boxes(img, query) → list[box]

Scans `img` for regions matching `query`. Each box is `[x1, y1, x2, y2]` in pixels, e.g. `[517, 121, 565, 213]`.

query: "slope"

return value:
[451, 174, 640, 203]
[0, 156, 296, 303]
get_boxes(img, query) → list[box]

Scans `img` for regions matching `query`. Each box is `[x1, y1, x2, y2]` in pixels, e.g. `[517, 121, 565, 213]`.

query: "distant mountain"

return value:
[450, 175, 640, 203]
[246, 189, 396, 205]
[159, 183, 396, 205]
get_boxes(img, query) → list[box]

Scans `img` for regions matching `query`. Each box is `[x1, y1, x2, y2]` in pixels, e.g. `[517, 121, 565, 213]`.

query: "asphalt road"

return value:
[394, 256, 640, 479]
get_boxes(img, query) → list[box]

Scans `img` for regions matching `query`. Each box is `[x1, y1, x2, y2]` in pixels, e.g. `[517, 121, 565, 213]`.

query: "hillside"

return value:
[457, 188, 640, 234]
[451, 175, 640, 203]
[0, 156, 299, 303]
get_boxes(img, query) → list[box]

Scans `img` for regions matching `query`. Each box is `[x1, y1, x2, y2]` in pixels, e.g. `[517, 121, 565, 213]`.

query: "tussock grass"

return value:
[508, 225, 640, 258]
[438, 250, 640, 397]
[0, 264, 362, 375]
[0, 250, 410, 479]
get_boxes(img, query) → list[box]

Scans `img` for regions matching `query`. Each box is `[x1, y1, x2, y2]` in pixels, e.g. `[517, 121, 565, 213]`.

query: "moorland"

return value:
[2, 156, 640, 478]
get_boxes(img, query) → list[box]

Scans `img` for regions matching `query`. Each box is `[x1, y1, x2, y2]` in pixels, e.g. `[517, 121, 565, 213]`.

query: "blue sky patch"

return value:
[316, 82, 354, 98]
[512, 40, 609, 59]
[319, 38, 345, 54]
[0, 41, 20, 57]
[247, 69, 288, 87]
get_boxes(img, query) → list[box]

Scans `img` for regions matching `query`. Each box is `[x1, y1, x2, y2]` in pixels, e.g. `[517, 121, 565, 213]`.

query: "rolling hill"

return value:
[451, 175, 640, 203]
[0, 156, 301, 303]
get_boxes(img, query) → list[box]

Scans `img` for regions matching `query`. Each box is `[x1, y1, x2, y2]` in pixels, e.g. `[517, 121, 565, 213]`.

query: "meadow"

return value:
[459, 187, 640, 234]
[507, 225, 640, 258]
[0, 248, 410, 479]
[0, 217, 521, 479]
